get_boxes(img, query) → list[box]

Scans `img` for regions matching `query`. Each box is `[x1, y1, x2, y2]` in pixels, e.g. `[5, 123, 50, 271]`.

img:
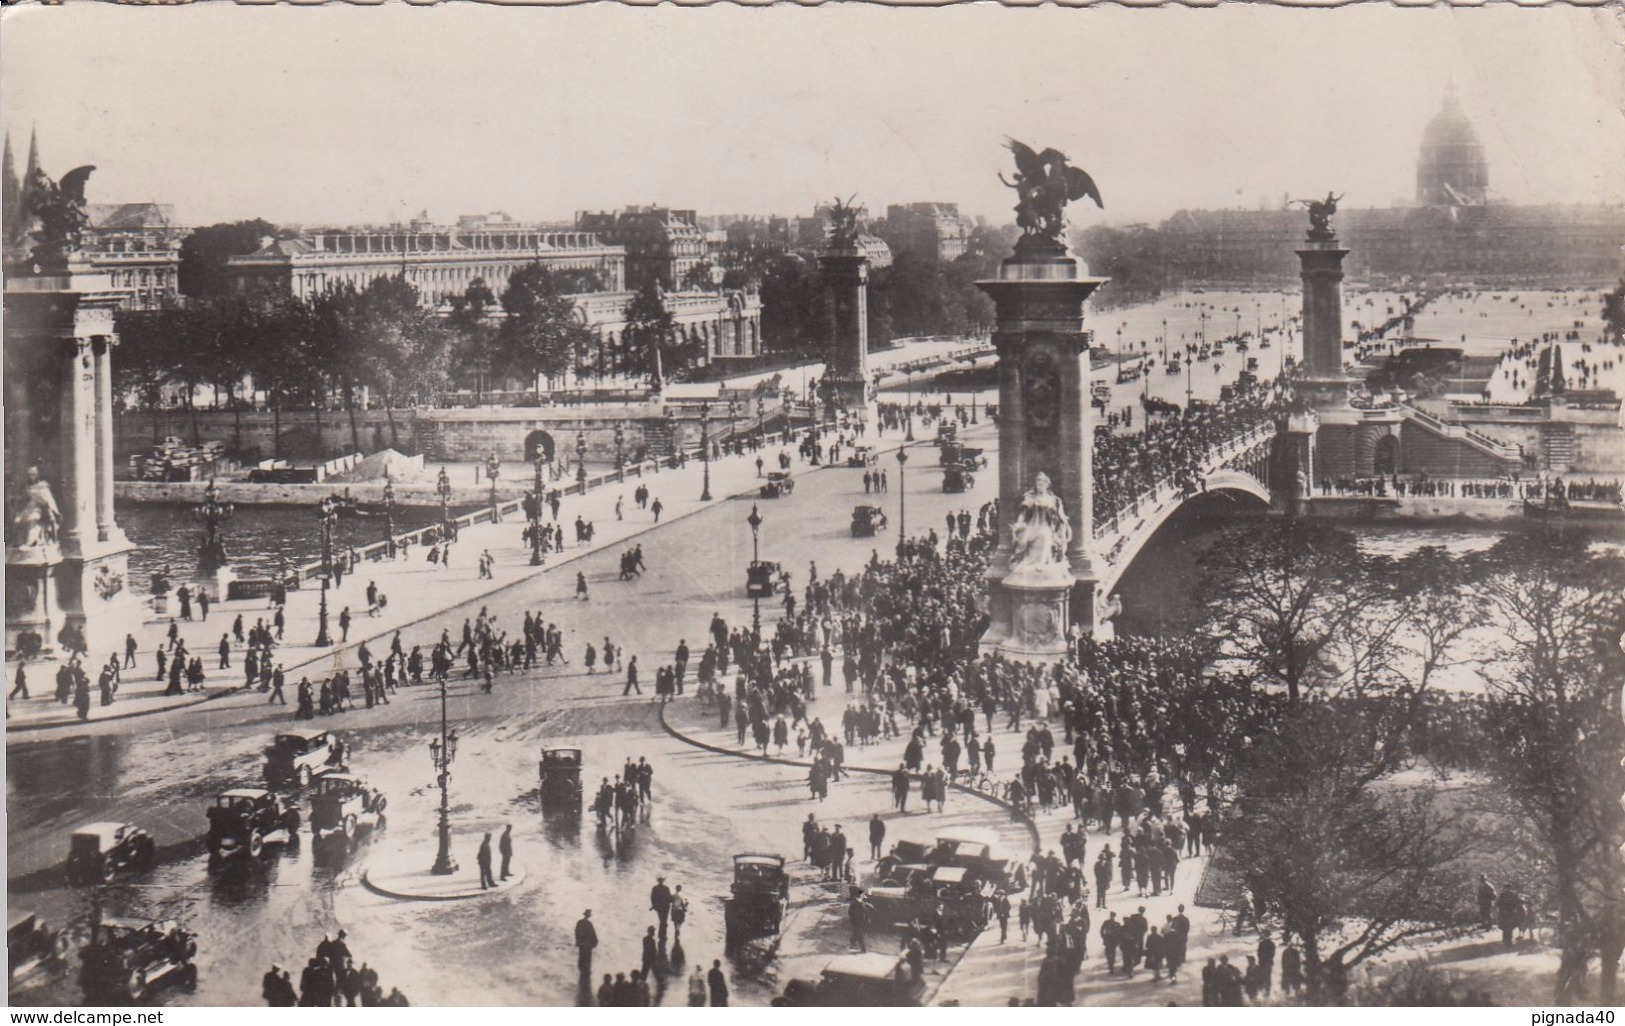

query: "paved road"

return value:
[7, 424, 1009, 1007]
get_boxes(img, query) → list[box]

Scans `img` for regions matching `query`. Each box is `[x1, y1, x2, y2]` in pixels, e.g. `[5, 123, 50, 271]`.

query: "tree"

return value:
[447, 277, 499, 393]
[1198, 519, 1375, 702]
[178, 219, 279, 298]
[489, 263, 595, 394]
[350, 276, 449, 447]
[759, 253, 823, 356]
[1219, 532, 1479, 1001]
[681, 261, 717, 292]
[1468, 528, 1625, 1002]
[620, 280, 678, 389]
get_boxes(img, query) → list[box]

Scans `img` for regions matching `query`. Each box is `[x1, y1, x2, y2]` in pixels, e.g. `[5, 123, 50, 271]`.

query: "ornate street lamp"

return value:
[614, 422, 625, 480]
[905, 368, 915, 442]
[665, 406, 677, 469]
[576, 430, 588, 491]
[428, 694, 460, 875]
[727, 400, 738, 455]
[530, 452, 546, 567]
[194, 477, 235, 574]
[485, 452, 501, 522]
[381, 473, 396, 554]
[746, 503, 763, 643]
[314, 495, 338, 647]
[896, 448, 908, 559]
[436, 466, 453, 541]
[699, 402, 713, 502]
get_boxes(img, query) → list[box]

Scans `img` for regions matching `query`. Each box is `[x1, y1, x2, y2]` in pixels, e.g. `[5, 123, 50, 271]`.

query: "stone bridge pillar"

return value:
[819, 239, 872, 427]
[5, 259, 135, 658]
[1273, 411, 1321, 514]
[1296, 229, 1351, 406]
[976, 237, 1107, 662]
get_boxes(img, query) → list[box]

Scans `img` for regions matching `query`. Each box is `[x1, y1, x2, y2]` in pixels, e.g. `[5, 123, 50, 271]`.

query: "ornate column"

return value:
[1295, 196, 1351, 405]
[93, 336, 118, 541]
[818, 200, 874, 427]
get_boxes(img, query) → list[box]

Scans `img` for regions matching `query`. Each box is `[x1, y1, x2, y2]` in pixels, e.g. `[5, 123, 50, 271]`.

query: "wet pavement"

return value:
[8, 422, 1017, 1007]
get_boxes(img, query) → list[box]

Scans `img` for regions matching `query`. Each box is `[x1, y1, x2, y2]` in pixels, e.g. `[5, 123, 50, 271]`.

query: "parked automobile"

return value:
[723, 853, 789, 950]
[746, 561, 781, 599]
[205, 789, 301, 860]
[865, 864, 991, 941]
[263, 729, 342, 788]
[538, 748, 584, 812]
[943, 463, 975, 493]
[850, 504, 889, 538]
[79, 917, 196, 1003]
[308, 773, 386, 844]
[8, 913, 70, 982]
[65, 822, 156, 884]
[772, 953, 924, 1007]
[845, 447, 878, 468]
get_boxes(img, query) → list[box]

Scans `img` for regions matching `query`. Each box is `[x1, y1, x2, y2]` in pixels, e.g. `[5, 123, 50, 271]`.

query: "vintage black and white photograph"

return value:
[3, 2, 1623, 1011]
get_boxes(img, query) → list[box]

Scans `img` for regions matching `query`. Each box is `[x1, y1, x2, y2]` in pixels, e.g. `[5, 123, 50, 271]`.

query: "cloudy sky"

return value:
[2, 3, 1621, 229]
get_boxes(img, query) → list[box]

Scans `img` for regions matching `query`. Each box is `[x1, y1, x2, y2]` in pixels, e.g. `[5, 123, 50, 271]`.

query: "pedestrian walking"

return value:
[706, 960, 728, 1006]
[476, 832, 496, 890]
[499, 824, 514, 880]
[575, 910, 597, 977]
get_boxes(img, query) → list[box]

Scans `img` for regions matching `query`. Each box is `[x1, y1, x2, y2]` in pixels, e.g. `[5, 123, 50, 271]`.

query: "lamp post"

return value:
[428, 692, 460, 875]
[727, 400, 738, 455]
[699, 402, 713, 501]
[194, 477, 235, 574]
[614, 422, 625, 481]
[896, 447, 908, 559]
[314, 495, 337, 647]
[530, 453, 546, 567]
[485, 452, 500, 522]
[747, 503, 763, 643]
[904, 368, 915, 442]
[382, 474, 396, 554]
[436, 466, 453, 541]
[576, 430, 588, 491]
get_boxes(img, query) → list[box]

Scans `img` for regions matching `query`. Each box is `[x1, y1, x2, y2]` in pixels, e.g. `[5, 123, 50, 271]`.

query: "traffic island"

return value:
[360, 844, 525, 901]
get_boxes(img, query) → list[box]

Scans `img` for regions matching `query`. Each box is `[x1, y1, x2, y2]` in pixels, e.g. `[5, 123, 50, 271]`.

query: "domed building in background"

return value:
[1416, 92, 1489, 207]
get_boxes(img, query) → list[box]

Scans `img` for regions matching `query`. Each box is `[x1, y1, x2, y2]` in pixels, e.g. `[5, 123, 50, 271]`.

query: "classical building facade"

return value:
[881, 202, 973, 263]
[84, 202, 183, 310]
[226, 226, 627, 304]
[576, 206, 707, 292]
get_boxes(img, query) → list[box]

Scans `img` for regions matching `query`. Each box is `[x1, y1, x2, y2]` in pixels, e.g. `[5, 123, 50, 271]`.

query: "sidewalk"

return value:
[5, 429, 867, 734]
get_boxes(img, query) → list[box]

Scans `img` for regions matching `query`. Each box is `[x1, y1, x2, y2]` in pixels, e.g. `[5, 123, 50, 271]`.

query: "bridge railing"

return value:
[1092, 422, 1275, 547]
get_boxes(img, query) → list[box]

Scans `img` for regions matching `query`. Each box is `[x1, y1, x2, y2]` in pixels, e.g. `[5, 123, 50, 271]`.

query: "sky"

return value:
[2, 3, 1622, 230]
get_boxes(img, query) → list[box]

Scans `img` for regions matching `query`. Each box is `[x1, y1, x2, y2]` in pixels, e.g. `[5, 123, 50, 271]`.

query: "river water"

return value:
[117, 503, 460, 587]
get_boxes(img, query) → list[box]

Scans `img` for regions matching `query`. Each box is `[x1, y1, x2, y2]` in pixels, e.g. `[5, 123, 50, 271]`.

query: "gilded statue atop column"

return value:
[1009, 472, 1072, 578]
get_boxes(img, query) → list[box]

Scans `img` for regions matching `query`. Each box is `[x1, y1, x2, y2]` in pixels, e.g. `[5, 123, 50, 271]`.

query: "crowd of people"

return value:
[261, 930, 409, 1007]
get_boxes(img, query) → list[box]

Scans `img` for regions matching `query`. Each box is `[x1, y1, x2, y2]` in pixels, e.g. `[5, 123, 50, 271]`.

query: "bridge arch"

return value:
[524, 430, 555, 462]
[1098, 471, 1272, 598]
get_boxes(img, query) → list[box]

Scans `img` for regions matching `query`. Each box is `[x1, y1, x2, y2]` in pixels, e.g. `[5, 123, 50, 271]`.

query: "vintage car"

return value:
[538, 747, 584, 812]
[759, 471, 795, 498]
[931, 829, 1012, 888]
[845, 446, 879, 468]
[9, 913, 70, 982]
[939, 441, 986, 470]
[204, 789, 301, 859]
[263, 729, 342, 788]
[745, 561, 781, 599]
[66, 822, 156, 885]
[865, 864, 991, 941]
[850, 504, 889, 538]
[308, 773, 387, 844]
[773, 953, 924, 1007]
[723, 853, 789, 950]
[79, 917, 197, 1003]
[935, 421, 958, 444]
[943, 463, 975, 494]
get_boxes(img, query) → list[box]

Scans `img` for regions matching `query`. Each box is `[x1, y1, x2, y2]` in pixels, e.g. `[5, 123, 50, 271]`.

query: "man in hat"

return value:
[575, 910, 598, 977]
[476, 832, 495, 890]
[650, 875, 674, 941]
[499, 824, 514, 881]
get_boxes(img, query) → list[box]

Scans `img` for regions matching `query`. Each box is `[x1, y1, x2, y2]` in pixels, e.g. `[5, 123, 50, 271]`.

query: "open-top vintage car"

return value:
[538, 747, 584, 812]
[9, 913, 71, 982]
[308, 773, 386, 844]
[760, 471, 795, 498]
[773, 952, 924, 1007]
[850, 504, 889, 538]
[864, 864, 992, 941]
[943, 463, 975, 494]
[263, 729, 342, 788]
[205, 789, 300, 860]
[79, 917, 197, 1003]
[746, 561, 781, 599]
[845, 446, 879, 468]
[723, 852, 789, 950]
[65, 822, 156, 884]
